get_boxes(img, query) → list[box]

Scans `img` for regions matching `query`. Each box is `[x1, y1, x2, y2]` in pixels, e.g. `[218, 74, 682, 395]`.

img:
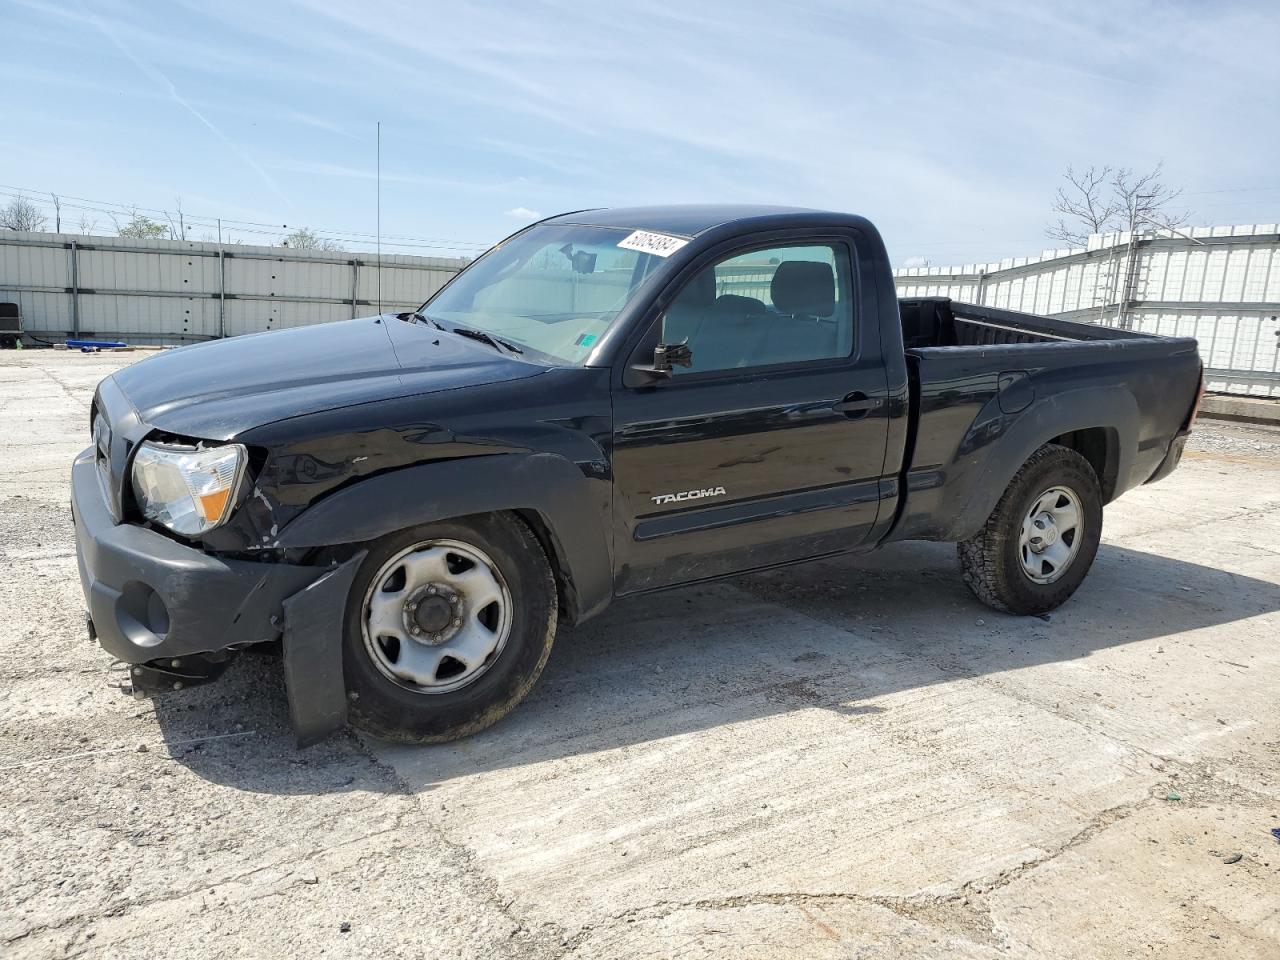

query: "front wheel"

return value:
[958, 443, 1103, 615]
[342, 514, 557, 743]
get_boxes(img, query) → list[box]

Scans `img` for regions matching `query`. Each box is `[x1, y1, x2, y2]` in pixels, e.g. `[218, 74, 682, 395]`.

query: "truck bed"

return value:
[899, 297, 1149, 348]
[889, 297, 1202, 545]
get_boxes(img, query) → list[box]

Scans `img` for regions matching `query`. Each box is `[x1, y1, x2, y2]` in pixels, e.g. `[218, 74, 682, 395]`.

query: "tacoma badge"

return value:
[651, 486, 727, 506]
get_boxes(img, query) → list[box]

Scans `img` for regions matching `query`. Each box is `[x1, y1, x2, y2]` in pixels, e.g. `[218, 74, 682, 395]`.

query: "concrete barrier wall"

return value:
[0, 230, 470, 344]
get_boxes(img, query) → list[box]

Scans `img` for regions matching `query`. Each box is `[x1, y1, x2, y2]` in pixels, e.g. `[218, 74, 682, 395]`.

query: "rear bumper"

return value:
[71, 448, 321, 665]
[1144, 431, 1188, 485]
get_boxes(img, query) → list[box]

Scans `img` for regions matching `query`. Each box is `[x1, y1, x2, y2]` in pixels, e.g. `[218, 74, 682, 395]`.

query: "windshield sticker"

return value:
[617, 230, 689, 258]
[575, 333, 599, 348]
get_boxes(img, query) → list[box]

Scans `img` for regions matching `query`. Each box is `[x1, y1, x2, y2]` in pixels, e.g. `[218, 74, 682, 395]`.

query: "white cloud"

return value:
[505, 206, 542, 220]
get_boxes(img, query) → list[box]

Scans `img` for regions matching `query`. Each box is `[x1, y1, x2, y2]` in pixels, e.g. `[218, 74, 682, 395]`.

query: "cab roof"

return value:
[543, 204, 832, 239]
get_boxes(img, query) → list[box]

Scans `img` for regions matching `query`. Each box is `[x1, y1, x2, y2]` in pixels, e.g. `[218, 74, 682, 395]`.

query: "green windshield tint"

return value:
[423, 224, 665, 364]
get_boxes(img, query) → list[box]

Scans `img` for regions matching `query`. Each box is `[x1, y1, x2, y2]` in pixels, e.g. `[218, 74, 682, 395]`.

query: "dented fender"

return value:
[271, 453, 614, 624]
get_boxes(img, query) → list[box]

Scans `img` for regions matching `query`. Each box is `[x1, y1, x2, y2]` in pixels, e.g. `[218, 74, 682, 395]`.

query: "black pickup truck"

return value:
[72, 205, 1203, 745]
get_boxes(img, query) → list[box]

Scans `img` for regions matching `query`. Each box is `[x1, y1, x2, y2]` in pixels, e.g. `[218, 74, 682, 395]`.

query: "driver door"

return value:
[610, 236, 891, 594]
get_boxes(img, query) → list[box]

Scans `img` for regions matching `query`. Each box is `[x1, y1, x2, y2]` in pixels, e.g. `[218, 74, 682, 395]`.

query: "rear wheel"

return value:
[342, 514, 557, 743]
[958, 444, 1103, 615]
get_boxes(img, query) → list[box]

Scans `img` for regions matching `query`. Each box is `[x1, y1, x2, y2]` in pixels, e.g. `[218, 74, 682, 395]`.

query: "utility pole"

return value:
[50, 193, 61, 233]
[216, 215, 225, 338]
[376, 120, 382, 315]
[1113, 206, 1136, 327]
[1113, 192, 1155, 330]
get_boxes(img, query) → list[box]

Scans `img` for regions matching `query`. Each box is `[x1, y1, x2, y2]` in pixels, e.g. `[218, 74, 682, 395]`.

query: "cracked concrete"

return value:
[2, 350, 1279, 958]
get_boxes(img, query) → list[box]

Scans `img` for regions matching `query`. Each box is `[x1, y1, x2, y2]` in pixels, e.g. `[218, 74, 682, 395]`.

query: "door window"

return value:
[661, 243, 854, 374]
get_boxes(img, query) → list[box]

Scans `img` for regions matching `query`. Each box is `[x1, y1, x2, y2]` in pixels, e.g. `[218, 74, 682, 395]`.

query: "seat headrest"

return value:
[673, 265, 717, 310]
[771, 261, 835, 317]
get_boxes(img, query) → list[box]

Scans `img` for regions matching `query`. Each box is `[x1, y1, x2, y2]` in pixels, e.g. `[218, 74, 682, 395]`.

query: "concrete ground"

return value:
[2, 349, 1278, 960]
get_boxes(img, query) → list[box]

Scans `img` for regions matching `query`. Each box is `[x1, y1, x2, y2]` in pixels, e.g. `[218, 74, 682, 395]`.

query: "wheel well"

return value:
[510, 508, 576, 623]
[1048, 427, 1119, 501]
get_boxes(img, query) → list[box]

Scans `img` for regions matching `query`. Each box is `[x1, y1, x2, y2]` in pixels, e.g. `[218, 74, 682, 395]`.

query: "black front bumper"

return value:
[72, 448, 362, 745]
[71, 448, 320, 664]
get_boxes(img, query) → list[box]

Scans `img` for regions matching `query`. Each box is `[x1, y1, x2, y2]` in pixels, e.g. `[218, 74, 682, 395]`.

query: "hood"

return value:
[112, 316, 545, 440]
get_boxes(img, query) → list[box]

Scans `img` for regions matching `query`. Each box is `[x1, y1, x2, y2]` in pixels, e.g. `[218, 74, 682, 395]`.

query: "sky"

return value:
[2, 0, 1279, 266]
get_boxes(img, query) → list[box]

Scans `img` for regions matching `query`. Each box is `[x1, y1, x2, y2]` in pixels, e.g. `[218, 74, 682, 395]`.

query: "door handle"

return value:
[832, 393, 884, 416]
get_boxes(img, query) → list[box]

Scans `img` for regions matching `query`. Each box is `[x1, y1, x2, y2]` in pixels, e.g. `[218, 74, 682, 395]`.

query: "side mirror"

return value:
[654, 340, 692, 372]
[629, 340, 693, 383]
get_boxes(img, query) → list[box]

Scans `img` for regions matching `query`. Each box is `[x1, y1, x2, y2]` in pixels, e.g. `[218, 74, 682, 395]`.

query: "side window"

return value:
[661, 243, 854, 375]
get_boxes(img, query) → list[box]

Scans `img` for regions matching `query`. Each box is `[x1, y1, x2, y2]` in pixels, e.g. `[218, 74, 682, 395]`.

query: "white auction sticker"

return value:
[617, 229, 690, 257]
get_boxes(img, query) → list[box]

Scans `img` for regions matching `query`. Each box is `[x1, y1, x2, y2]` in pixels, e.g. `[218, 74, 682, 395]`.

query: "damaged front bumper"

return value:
[70, 448, 359, 745]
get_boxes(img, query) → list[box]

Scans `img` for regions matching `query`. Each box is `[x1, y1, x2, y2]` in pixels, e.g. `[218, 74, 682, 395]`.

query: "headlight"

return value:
[131, 441, 247, 536]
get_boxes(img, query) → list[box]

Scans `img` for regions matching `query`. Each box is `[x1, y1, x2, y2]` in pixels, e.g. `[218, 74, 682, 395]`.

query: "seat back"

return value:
[684, 294, 770, 371]
[755, 261, 840, 364]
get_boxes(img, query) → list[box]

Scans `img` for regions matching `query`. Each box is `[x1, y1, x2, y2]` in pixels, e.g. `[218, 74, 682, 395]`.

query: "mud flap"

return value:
[281, 551, 366, 748]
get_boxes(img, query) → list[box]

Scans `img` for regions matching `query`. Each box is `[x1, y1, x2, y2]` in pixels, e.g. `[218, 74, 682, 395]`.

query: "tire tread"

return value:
[957, 443, 1102, 616]
[344, 511, 558, 744]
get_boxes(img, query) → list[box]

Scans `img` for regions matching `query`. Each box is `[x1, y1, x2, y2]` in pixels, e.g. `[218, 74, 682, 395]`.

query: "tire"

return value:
[957, 443, 1103, 615]
[342, 513, 557, 743]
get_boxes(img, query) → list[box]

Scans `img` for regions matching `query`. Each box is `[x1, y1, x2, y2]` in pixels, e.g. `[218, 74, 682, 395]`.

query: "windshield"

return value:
[421, 223, 665, 364]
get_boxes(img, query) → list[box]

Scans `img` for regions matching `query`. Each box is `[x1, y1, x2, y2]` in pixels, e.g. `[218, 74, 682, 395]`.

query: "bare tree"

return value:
[1047, 166, 1120, 246]
[0, 196, 49, 232]
[1047, 163, 1191, 246]
[1110, 163, 1190, 235]
[76, 212, 100, 235]
[281, 227, 345, 252]
[162, 197, 190, 241]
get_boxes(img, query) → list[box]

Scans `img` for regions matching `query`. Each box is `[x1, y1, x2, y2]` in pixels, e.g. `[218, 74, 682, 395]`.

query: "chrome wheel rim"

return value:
[1018, 486, 1083, 585]
[361, 539, 512, 694]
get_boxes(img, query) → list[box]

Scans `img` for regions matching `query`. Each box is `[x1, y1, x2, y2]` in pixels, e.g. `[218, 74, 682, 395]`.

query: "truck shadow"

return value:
[153, 540, 1280, 794]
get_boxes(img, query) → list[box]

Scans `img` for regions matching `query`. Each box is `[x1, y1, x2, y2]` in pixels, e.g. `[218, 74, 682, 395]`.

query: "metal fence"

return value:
[4, 225, 1279, 396]
[895, 224, 1280, 397]
[0, 230, 470, 344]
